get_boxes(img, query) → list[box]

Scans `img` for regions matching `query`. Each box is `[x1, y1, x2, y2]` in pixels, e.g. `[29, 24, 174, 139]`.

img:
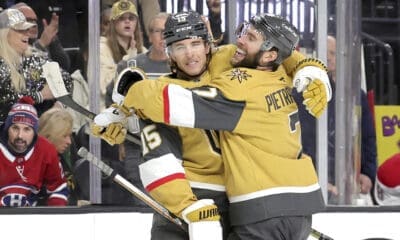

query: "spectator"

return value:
[127, 12, 170, 78]
[294, 34, 378, 204]
[92, 12, 331, 239]
[68, 39, 90, 134]
[102, 0, 161, 48]
[38, 108, 87, 205]
[17, 0, 88, 50]
[105, 12, 170, 106]
[100, 7, 111, 37]
[100, 0, 146, 111]
[206, 0, 225, 46]
[374, 153, 400, 205]
[0, 97, 68, 206]
[12, 3, 71, 72]
[0, 8, 73, 121]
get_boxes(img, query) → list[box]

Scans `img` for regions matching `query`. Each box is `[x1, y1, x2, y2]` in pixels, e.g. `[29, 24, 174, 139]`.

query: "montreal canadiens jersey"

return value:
[0, 136, 68, 206]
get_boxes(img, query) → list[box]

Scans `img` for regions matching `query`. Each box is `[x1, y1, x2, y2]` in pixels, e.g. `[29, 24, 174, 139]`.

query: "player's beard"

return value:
[231, 51, 263, 69]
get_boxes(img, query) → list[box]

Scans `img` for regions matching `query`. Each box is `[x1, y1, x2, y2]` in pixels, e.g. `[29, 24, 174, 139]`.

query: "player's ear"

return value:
[260, 50, 277, 65]
[205, 42, 211, 53]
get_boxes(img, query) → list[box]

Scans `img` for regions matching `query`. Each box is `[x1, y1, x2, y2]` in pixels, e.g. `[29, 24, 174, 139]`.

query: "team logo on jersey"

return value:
[227, 68, 251, 83]
[1, 193, 29, 207]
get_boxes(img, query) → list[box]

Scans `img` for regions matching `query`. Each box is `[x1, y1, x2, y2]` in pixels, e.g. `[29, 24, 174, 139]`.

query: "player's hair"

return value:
[250, 13, 299, 64]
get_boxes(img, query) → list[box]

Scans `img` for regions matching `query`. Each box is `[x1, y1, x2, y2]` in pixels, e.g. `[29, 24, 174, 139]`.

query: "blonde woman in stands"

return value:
[0, 8, 72, 121]
[100, 0, 146, 111]
[38, 108, 88, 205]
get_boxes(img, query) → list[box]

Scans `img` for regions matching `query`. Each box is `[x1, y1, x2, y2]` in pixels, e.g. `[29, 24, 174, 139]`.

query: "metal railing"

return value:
[362, 32, 397, 105]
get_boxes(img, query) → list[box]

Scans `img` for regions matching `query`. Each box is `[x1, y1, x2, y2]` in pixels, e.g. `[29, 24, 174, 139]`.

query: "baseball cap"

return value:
[110, 0, 138, 20]
[0, 8, 36, 30]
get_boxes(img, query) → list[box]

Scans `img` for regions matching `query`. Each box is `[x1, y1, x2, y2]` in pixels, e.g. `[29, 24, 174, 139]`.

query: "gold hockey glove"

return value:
[302, 79, 328, 118]
[91, 103, 132, 145]
[90, 122, 127, 145]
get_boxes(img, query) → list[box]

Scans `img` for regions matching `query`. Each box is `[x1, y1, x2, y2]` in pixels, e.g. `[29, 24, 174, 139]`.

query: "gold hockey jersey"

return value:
[128, 44, 324, 222]
[127, 66, 324, 225]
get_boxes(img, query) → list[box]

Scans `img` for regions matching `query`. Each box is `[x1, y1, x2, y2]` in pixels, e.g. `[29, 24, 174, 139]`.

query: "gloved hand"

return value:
[91, 122, 127, 145]
[293, 65, 332, 118]
[181, 199, 222, 240]
[302, 79, 327, 118]
[91, 104, 132, 145]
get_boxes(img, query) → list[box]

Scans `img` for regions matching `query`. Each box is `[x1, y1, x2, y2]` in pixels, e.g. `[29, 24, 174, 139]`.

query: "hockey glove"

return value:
[112, 67, 147, 105]
[293, 65, 332, 118]
[181, 199, 222, 240]
[302, 79, 328, 118]
[91, 104, 132, 145]
[91, 122, 127, 145]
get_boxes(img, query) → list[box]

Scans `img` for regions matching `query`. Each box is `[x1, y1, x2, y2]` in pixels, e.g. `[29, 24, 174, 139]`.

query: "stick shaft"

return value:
[310, 228, 334, 240]
[78, 147, 185, 229]
[43, 61, 141, 145]
[57, 95, 141, 145]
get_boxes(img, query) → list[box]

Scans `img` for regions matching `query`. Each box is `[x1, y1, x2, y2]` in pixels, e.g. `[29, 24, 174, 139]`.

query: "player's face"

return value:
[115, 13, 137, 38]
[231, 22, 264, 68]
[7, 123, 35, 153]
[169, 38, 210, 77]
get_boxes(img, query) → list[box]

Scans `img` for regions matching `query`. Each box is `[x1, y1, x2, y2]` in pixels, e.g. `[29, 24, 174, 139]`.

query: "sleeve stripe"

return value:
[145, 173, 186, 192]
[165, 84, 195, 128]
[139, 153, 185, 188]
[163, 85, 170, 124]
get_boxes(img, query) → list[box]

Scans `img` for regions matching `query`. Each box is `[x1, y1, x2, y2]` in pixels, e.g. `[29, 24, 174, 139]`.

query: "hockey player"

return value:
[92, 12, 329, 240]
[0, 97, 68, 206]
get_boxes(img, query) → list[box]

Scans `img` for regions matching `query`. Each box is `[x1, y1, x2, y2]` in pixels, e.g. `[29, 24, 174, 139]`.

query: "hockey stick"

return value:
[78, 147, 333, 239]
[77, 147, 186, 230]
[42, 62, 141, 145]
[310, 228, 334, 240]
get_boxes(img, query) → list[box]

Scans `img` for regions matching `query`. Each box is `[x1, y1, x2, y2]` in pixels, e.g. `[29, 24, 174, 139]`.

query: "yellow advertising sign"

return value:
[374, 105, 400, 166]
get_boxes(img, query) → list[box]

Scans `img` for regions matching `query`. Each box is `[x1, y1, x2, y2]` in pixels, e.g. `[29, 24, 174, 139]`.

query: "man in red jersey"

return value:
[0, 97, 68, 206]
